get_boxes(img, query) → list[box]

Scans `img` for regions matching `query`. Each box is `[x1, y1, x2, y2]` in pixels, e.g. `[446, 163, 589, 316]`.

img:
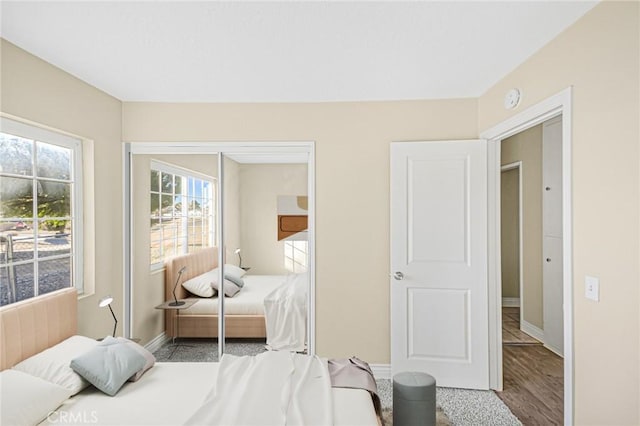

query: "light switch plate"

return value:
[585, 276, 599, 301]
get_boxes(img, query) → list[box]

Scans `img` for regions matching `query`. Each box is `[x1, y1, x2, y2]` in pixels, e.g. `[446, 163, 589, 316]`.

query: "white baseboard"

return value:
[501, 297, 520, 307]
[520, 320, 544, 343]
[544, 343, 564, 358]
[144, 332, 169, 353]
[370, 364, 391, 380]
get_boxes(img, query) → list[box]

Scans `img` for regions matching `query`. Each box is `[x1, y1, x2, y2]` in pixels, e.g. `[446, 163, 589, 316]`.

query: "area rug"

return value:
[375, 379, 521, 426]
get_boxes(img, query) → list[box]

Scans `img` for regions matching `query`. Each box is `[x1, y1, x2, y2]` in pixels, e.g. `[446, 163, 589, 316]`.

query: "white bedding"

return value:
[41, 361, 378, 426]
[40, 363, 216, 426]
[264, 273, 307, 351]
[181, 275, 286, 316]
[186, 352, 331, 425]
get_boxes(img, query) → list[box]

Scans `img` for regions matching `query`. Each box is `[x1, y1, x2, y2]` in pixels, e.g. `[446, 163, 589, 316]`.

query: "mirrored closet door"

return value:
[222, 152, 310, 357]
[125, 144, 314, 361]
[129, 152, 220, 360]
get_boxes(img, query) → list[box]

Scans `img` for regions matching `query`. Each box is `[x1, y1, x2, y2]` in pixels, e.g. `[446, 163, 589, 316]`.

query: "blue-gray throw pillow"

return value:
[70, 339, 146, 396]
[225, 273, 245, 288]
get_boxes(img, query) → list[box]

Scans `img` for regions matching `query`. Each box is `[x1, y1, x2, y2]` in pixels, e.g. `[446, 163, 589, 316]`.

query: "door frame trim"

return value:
[122, 141, 316, 356]
[481, 87, 573, 426]
[500, 161, 524, 324]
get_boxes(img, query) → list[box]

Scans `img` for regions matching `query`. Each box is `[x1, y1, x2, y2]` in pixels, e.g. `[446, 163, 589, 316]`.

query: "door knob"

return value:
[546, 258, 551, 262]
[393, 271, 404, 281]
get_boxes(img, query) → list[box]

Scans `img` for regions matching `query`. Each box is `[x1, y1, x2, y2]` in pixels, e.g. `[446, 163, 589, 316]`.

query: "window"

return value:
[150, 161, 215, 268]
[0, 118, 83, 306]
[284, 240, 308, 273]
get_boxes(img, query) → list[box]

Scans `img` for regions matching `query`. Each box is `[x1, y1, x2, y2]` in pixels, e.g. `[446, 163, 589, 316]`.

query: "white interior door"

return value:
[391, 140, 489, 389]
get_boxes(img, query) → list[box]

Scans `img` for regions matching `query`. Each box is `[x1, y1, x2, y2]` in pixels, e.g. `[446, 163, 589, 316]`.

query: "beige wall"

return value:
[501, 125, 542, 326]
[224, 157, 241, 266]
[479, 2, 640, 424]
[239, 164, 308, 275]
[1, 39, 123, 339]
[122, 99, 478, 361]
[130, 154, 220, 344]
[500, 167, 520, 299]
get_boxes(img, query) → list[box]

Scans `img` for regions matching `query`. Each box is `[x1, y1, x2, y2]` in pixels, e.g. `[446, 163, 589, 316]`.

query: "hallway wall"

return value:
[501, 124, 543, 329]
[500, 167, 520, 300]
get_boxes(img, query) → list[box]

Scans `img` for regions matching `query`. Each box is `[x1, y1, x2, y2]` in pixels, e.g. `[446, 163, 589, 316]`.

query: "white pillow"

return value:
[12, 335, 99, 395]
[224, 264, 246, 278]
[0, 369, 72, 426]
[182, 270, 217, 298]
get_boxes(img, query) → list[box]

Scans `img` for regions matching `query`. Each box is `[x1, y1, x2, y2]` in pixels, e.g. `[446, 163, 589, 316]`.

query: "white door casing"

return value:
[481, 87, 573, 426]
[391, 140, 489, 389]
[124, 141, 316, 357]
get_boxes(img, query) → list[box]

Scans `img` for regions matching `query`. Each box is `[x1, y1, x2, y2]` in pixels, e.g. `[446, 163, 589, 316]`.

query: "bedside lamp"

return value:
[98, 296, 117, 337]
[234, 248, 242, 268]
[170, 266, 187, 306]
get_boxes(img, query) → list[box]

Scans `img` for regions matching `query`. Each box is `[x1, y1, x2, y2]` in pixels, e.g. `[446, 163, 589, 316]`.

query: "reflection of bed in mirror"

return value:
[164, 247, 304, 342]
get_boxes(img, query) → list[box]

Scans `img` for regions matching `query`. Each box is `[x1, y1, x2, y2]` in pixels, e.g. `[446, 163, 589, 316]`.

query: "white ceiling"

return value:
[1, 1, 597, 103]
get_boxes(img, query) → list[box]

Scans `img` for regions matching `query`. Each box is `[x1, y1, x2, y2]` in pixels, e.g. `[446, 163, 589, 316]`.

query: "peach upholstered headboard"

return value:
[164, 247, 218, 336]
[164, 246, 219, 301]
[0, 287, 77, 371]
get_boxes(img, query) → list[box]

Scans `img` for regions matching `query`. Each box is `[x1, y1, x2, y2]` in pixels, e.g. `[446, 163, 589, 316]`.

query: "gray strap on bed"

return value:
[328, 357, 382, 419]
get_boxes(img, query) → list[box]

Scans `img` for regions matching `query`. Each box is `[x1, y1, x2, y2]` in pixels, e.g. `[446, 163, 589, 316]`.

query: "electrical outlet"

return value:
[585, 276, 599, 302]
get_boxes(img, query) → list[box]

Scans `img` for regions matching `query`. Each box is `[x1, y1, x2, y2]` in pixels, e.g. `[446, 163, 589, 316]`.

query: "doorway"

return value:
[482, 87, 573, 425]
[497, 118, 564, 424]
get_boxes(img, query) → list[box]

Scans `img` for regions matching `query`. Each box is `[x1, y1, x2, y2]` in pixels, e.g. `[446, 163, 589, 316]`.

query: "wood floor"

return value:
[496, 307, 564, 426]
[502, 307, 542, 345]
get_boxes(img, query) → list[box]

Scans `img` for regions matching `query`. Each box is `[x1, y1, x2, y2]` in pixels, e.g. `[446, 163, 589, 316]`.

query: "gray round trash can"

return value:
[393, 372, 436, 426]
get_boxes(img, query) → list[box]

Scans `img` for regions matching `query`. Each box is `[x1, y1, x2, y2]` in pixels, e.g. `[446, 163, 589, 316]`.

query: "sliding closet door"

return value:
[221, 153, 310, 356]
[219, 154, 247, 356]
[127, 144, 314, 360]
[130, 152, 220, 359]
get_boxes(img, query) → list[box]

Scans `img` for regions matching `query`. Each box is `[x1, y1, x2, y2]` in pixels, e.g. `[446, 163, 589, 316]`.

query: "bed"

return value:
[164, 247, 284, 339]
[0, 288, 378, 426]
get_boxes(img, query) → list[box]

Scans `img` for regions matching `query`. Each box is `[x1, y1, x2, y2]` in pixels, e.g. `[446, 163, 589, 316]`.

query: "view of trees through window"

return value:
[150, 165, 215, 266]
[0, 131, 78, 306]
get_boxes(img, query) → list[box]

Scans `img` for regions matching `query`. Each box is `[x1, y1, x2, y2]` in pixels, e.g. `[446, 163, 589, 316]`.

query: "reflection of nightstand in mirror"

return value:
[241, 267, 251, 272]
[155, 299, 197, 347]
[96, 337, 141, 343]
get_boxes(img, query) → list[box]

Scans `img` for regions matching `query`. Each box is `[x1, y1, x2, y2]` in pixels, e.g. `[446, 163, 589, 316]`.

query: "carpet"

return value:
[381, 406, 452, 426]
[375, 379, 521, 426]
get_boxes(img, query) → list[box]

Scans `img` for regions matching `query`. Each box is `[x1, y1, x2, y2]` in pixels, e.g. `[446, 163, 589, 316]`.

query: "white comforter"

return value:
[264, 273, 308, 351]
[185, 351, 332, 426]
[40, 362, 378, 425]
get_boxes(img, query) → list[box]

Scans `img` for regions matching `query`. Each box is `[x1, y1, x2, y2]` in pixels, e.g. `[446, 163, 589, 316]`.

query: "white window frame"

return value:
[0, 117, 84, 298]
[149, 160, 215, 271]
[284, 239, 308, 273]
